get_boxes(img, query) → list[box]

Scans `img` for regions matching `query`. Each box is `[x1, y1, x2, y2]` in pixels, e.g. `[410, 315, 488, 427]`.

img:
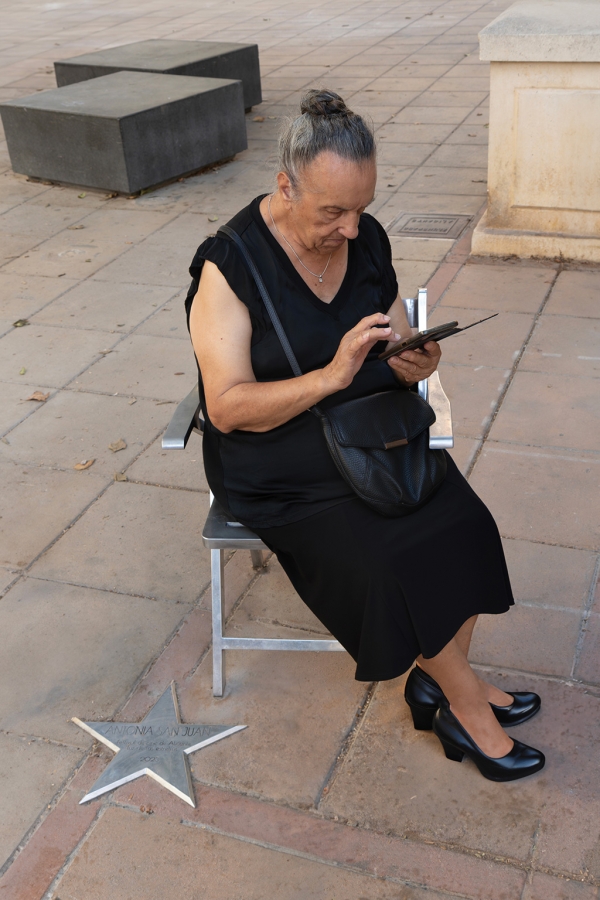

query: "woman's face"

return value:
[279, 151, 377, 253]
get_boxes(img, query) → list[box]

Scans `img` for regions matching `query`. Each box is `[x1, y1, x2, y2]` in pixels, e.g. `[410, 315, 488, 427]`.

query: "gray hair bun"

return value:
[301, 89, 352, 118]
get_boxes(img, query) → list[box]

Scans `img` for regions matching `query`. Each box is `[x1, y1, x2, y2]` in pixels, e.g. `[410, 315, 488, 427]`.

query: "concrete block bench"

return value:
[472, 0, 600, 263]
[55, 39, 261, 111]
[0, 70, 247, 195]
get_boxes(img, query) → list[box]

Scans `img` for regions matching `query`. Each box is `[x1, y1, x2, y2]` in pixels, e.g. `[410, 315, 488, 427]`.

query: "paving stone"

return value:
[392, 258, 439, 298]
[0, 577, 191, 747]
[376, 191, 485, 222]
[390, 105, 473, 124]
[503, 538, 597, 613]
[31, 480, 210, 602]
[546, 269, 600, 319]
[376, 121, 458, 144]
[0, 567, 18, 594]
[0, 323, 115, 388]
[91, 211, 210, 286]
[52, 806, 454, 900]
[0, 459, 106, 568]
[126, 431, 209, 492]
[376, 141, 438, 167]
[0, 271, 78, 321]
[489, 372, 600, 453]
[134, 294, 189, 340]
[521, 315, 600, 378]
[400, 166, 488, 196]
[0, 390, 172, 475]
[447, 434, 479, 474]
[522, 873, 598, 900]
[76, 333, 197, 401]
[470, 601, 581, 677]
[0, 381, 46, 434]
[320, 677, 543, 862]
[2, 207, 173, 279]
[439, 260, 554, 313]
[429, 305, 534, 368]
[389, 236, 454, 262]
[0, 202, 88, 244]
[32, 279, 178, 333]
[422, 141, 488, 168]
[469, 443, 600, 550]
[575, 609, 600, 685]
[437, 362, 509, 437]
[409, 90, 488, 107]
[0, 732, 81, 869]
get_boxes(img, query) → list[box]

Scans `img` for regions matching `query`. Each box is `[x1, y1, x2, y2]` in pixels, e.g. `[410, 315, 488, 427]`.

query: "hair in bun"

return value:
[278, 88, 374, 190]
[300, 89, 351, 118]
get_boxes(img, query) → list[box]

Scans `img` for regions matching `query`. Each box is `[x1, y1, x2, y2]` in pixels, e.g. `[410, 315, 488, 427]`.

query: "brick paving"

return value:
[1, 0, 599, 897]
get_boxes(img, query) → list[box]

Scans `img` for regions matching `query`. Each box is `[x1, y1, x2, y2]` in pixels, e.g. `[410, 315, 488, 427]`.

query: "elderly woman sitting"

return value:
[186, 89, 544, 782]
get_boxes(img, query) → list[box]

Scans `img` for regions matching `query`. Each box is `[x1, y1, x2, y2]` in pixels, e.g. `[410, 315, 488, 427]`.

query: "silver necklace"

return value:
[268, 193, 333, 283]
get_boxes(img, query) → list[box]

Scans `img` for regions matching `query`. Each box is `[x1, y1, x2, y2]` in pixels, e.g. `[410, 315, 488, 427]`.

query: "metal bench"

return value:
[164, 289, 453, 696]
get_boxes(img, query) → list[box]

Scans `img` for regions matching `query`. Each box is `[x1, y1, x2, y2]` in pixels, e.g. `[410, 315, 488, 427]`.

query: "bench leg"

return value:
[211, 548, 225, 697]
[250, 550, 264, 569]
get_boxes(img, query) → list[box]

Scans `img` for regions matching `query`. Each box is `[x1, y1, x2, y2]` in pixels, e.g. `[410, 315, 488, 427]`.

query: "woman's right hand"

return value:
[322, 313, 397, 392]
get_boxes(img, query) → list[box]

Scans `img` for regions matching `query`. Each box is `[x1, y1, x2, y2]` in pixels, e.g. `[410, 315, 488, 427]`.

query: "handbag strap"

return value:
[218, 224, 303, 379]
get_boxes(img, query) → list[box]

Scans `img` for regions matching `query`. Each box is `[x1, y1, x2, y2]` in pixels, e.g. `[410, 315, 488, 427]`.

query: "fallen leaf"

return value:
[108, 438, 127, 453]
[26, 391, 49, 402]
[174, 372, 185, 375]
[128, 398, 137, 405]
[253, 116, 265, 122]
[114, 472, 128, 482]
[74, 459, 95, 470]
[155, 400, 175, 406]
[77, 192, 87, 198]
[98, 349, 113, 355]
[13, 319, 29, 327]
[116, 323, 125, 327]
[102, 192, 118, 200]
[471, 179, 486, 183]
[468, 133, 476, 137]
[57, 273, 66, 277]
[1, 437, 9, 445]
[67, 224, 85, 230]
[207, 215, 218, 222]
[19, 367, 26, 375]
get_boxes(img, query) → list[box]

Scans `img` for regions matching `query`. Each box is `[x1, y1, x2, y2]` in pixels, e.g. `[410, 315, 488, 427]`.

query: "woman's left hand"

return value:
[387, 340, 441, 386]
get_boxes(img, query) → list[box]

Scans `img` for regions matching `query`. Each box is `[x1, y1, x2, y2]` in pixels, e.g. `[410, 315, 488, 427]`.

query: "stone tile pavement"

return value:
[0, 0, 599, 897]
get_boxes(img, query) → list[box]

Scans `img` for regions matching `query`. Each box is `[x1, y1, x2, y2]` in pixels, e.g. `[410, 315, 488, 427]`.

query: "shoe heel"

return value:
[440, 740, 465, 763]
[407, 702, 436, 731]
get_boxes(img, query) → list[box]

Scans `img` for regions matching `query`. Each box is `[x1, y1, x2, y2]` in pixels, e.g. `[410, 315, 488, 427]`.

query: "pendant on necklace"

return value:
[318, 276, 323, 283]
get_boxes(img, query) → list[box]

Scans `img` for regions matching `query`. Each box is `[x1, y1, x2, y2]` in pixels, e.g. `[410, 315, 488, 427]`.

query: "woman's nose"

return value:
[338, 216, 360, 240]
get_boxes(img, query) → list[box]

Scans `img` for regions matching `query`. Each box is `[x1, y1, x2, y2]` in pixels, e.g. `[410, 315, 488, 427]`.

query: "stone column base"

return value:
[472, 210, 600, 263]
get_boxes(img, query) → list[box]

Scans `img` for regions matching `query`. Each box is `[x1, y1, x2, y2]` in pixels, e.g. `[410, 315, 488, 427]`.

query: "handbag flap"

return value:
[325, 390, 435, 449]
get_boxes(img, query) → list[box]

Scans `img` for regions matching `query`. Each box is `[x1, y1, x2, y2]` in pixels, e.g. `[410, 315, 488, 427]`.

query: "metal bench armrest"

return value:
[162, 384, 203, 450]
[428, 370, 454, 449]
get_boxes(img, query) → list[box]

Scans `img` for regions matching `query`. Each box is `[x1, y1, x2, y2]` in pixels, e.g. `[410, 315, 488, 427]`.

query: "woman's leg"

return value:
[452, 616, 513, 707]
[417, 636, 513, 758]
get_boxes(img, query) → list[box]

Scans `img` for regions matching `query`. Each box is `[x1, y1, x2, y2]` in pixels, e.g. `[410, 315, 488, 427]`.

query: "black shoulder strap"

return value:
[218, 224, 303, 378]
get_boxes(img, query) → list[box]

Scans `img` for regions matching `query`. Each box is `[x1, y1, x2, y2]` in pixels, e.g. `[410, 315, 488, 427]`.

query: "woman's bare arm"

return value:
[189, 261, 393, 433]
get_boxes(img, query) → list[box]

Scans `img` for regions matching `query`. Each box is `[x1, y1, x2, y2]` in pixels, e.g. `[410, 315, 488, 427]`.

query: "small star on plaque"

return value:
[73, 683, 245, 807]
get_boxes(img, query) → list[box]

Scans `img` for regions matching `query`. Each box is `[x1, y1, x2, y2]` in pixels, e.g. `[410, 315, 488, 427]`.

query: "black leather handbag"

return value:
[219, 224, 447, 518]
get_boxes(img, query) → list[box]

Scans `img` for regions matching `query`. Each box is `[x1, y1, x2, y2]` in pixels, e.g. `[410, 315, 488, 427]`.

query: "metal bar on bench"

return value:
[162, 385, 200, 450]
[220, 637, 344, 651]
[211, 548, 226, 697]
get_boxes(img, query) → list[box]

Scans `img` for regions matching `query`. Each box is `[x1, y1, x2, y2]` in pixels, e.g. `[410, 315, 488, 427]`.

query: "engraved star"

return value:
[73, 683, 245, 807]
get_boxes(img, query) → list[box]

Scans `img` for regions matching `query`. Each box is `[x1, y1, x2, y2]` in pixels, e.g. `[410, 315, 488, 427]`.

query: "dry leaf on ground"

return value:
[208, 215, 218, 222]
[67, 225, 85, 230]
[108, 438, 127, 453]
[114, 472, 128, 482]
[74, 459, 95, 470]
[253, 116, 265, 122]
[13, 319, 29, 327]
[18, 367, 26, 375]
[26, 391, 49, 402]
[77, 192, 87, 198]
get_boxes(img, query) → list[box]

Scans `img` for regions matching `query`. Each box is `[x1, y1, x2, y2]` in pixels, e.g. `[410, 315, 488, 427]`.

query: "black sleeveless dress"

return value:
[186, 196, 513, 681]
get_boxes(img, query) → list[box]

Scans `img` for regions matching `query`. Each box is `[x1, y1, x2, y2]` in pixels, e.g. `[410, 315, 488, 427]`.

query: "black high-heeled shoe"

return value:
[404, 665, 541, 731]
[432, 703, 545, 782]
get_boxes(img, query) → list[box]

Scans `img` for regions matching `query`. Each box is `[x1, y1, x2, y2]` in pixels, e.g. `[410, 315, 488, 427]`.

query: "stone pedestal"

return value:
[55, 40, 261, 111]
[472, 0, 600, 262]
[0, 71, 247, 194]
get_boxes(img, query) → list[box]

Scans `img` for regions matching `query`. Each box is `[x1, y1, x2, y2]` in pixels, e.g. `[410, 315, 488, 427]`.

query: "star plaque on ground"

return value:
[73, 683, 245, 807]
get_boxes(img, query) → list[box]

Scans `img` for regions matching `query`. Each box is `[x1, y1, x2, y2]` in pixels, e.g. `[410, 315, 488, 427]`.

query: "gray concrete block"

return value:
[55, 39, 262, 110]
[0, 71, 247, 194]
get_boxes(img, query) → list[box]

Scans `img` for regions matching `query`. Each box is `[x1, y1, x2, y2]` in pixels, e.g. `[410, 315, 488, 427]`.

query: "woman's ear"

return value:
[276, 171, 294, 206]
